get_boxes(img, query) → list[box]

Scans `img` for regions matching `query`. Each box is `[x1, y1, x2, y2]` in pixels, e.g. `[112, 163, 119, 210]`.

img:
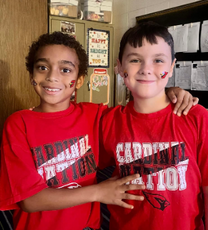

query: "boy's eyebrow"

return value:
[59, 60, 75, 68]
[127, 53, 168, 58]
[154, 53, 168, 58]
[34, 58, 48, 63]
[127, 53, 141, 57]
[34, 58, 76, 68]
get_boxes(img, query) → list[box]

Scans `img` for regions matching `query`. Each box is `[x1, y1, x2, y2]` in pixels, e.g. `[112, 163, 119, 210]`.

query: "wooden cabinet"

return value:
[0, 0, 48, 141]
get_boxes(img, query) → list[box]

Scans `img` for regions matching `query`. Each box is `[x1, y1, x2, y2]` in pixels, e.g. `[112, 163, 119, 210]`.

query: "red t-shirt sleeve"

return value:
[196, 107, 208, 187]
[0, 113, 47, 210]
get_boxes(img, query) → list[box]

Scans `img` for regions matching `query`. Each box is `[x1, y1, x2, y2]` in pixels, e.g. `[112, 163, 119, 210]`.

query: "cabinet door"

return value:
[84, 22, 114, 107]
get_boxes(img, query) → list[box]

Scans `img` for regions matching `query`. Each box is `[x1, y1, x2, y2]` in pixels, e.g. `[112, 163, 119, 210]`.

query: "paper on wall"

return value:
[174, 25, 189, 52]
[175, 61, 192, 89]
[191, 61, 208, 91]
[201, 20, 208, 52]
[186, 22, 200, 52]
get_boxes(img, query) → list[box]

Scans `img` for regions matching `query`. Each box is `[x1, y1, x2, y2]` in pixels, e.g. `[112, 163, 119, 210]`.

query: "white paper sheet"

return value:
[175, 61, 192, 89]
[174, 25, 189, 52]
[191, 61, 208, 91]
[186, 22, 200, 52]
[201, 20, 208, 52]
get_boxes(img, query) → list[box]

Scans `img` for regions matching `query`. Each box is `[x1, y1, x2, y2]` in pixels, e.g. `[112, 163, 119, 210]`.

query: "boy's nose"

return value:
[45, 70, 59, 82]
[138, 63, 152, 75]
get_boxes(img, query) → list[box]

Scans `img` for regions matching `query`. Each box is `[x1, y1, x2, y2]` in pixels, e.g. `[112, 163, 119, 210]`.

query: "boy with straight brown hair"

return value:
[100, 21, 208, 230]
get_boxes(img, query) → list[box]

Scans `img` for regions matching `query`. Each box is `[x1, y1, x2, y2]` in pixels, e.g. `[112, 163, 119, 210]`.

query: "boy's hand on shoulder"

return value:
[95, 174, 145, 209]
[166, 87, 199, 116]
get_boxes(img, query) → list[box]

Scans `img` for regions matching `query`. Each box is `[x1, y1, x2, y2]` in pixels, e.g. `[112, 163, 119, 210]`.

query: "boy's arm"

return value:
[18, 174, 145, 212]
[203, 186, 208, 230]
[166, 87, 199, 116]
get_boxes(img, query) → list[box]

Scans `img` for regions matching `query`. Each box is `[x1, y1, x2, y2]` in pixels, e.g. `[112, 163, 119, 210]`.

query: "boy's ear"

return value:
[30, 74, 34, 84]
[169, 58, 176, 78]
[76, 76, 84, 89]
[116, 59, 124, 78]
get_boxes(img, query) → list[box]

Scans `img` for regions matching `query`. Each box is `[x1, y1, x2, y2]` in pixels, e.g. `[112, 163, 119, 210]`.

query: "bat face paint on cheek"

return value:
[69, 80, 76, 88]
[160, 71, 168, 79]
[124, 71, 128, 78]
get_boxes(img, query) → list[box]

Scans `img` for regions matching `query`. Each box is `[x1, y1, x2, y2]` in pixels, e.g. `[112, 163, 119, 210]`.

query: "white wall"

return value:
[112, 0, 201, 64]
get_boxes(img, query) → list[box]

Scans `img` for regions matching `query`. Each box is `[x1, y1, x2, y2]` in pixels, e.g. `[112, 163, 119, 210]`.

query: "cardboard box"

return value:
[84, 5, 101, 14]
[69, 0, 78, 6]
[50, 0, 78, 4]
[49, 3, 77, 18]
[100, 5, 112, 11]
[83, 10, 111, 22]
[83, 0, 112, 23]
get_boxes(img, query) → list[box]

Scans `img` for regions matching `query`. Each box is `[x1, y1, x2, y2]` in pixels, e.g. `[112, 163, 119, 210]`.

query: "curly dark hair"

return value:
[25, 32, 88, 78]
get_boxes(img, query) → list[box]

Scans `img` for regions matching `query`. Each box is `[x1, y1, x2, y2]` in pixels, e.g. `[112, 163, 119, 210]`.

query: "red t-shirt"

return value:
[100, 101, 208, 230]
[0, 102, 107, 230]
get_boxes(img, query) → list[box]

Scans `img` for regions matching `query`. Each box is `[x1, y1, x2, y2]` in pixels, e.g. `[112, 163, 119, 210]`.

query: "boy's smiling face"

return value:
[118, 36, 175, 101]
[31, 44, 83, 112]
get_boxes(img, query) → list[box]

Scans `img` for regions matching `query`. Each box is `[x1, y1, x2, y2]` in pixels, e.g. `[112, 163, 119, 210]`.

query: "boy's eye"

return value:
[155, 59, 163, 63]
[38, 66, 47, 71]
[130, 59, 141, 63]
[61, 68, 71, 73]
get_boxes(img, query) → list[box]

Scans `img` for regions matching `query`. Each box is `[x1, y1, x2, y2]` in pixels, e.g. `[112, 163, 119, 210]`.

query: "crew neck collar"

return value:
[126, 100, 173, 119]
[27, 102, 75, 119]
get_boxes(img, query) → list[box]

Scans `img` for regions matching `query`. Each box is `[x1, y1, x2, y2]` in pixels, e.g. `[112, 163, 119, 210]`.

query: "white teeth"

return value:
[45, 88, 60, 92]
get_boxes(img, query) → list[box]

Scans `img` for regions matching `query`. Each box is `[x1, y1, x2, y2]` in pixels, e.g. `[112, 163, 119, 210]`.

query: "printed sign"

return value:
[87, 29, 110, 67]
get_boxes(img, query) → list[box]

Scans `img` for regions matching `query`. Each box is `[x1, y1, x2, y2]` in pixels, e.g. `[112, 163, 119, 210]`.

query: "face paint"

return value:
[124, 71, 128, 78]
[32, 80, 37, 86]
[160, 71, 168, 79]
[69, 80, 76, 88]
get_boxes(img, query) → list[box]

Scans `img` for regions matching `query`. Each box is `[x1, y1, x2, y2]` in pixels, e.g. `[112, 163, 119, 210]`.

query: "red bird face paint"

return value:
[32, 80, 37, 86]
[69, 80, 76, 88]
[160, 71, 168, 79]
[124, 71, 128, 78]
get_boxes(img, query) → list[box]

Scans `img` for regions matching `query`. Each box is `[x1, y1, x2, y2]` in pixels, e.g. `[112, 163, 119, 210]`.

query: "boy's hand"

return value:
[166, 87, 199, 116]
[95, 174, 145, 209]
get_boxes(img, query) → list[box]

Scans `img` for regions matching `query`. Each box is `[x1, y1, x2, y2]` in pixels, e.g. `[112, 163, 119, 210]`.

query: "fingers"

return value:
[173, 92, 192, 116]
[167, 89, 178, 104]
[193, 97, 199, 106]
[122, 184, 145, 192]
[116, 193, 145, 209]
[181, 97, 199, 115]
[118, 173, 141, 185]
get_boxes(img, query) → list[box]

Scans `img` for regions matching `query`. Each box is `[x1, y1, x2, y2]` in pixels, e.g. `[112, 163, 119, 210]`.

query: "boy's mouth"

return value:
[43, 87, 61, 92]
[137, 80, 155, 84]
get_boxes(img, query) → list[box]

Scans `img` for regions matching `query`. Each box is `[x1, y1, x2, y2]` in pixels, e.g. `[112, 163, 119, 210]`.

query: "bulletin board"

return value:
[136, 0, 208, 108]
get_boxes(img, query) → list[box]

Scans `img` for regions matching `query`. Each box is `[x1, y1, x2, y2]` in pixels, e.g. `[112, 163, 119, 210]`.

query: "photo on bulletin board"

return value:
[87, 28, 110, 68]
[60, 21, 76, 35]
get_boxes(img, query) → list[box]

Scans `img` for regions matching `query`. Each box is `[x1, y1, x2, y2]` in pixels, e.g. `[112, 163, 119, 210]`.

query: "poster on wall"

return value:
[87, 28, 110, 67]
[90, 68, 110, 105]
